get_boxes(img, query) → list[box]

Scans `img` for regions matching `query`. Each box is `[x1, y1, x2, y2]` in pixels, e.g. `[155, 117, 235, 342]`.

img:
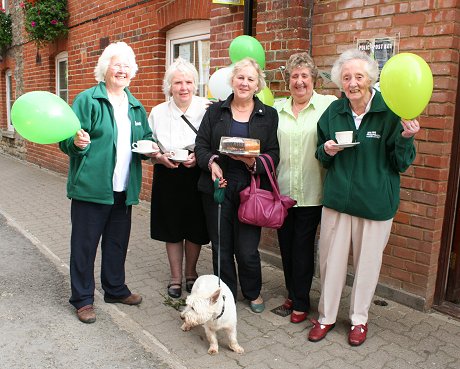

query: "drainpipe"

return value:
[243, 0, 254, 36]
[308, 0, 314, 55]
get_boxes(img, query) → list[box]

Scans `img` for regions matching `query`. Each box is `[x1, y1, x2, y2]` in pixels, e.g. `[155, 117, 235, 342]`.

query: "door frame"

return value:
[435, 69, 460, 318]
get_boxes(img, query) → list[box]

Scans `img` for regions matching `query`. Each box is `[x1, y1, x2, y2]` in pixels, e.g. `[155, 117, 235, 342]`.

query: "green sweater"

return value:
[59, 82, 152, 205]
[315, 90, 416, 221]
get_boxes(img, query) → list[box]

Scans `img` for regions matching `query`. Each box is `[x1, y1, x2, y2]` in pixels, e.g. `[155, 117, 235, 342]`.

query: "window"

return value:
[56, 52, 68, 102]
[166, 21, 210, 98]
[5, 69, 13, 132]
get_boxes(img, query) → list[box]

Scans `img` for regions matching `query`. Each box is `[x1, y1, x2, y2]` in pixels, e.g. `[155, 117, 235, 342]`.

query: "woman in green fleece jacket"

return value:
[59, 42, 156, 324]
[308, 49, 420, 346]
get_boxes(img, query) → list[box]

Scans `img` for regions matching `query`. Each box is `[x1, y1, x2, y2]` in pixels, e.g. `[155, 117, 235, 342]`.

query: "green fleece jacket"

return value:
[315, 90, 416, 221]
[59, 82, 152, 205]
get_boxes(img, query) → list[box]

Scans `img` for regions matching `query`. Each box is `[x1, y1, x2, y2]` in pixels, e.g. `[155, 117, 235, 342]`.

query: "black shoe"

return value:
[185, 278, 197, 293]
[167, 283, 182, 298]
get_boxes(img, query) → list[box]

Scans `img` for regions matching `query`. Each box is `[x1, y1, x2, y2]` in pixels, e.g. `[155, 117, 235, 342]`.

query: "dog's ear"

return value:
[209, 288, 221, 305]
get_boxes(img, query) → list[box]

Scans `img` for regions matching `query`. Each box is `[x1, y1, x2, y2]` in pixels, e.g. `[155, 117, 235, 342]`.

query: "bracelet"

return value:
[208, 154, 219, 171]
[247, 158, 257, 174]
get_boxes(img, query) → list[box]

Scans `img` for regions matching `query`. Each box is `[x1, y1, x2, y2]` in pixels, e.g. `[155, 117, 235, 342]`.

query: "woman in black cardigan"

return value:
[195, 57, 279, 313]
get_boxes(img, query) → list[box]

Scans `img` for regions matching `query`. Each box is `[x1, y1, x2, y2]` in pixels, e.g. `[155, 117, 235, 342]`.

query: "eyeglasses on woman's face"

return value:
[110, 63, 131, 71]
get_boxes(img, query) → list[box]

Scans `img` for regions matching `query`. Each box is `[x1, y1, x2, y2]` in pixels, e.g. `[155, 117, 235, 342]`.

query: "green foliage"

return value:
[0, 9, 12, 51]
[21, 0, 69, 47]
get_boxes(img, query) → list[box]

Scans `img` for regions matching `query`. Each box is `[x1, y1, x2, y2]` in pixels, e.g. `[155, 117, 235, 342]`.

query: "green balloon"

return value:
[229, 35, 266, 69]
[256, 86, 274, 106]
[380, 53, 433, 119]
[11, 91, 81, 144]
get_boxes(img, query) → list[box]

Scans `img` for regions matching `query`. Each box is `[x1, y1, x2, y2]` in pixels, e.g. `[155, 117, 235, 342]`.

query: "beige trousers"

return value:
[318, 207, 393, 326]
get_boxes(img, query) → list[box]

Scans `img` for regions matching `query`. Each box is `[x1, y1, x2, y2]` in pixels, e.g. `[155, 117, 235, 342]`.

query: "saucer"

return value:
[169, 157, 189, 163]
[332, 142, 360, 149]
[131, 148, 159, 154]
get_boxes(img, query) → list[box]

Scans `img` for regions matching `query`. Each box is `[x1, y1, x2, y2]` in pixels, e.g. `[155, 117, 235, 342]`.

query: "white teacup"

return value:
[132, 140, 154, 152]
[169, 148, 189, 161]
[335, 131, 354, 144]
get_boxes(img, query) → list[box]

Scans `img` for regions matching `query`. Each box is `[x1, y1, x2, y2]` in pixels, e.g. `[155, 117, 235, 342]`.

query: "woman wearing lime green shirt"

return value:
[276, 52, 337, 324]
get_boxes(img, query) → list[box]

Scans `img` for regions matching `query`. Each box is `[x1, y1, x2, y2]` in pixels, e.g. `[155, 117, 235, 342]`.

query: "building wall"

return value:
[0, 0, 458, 311]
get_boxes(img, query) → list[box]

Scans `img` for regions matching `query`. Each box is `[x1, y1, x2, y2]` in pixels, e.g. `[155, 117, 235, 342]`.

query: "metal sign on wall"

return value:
[356, 36, 399, 71]
[212, 0, 244, 5]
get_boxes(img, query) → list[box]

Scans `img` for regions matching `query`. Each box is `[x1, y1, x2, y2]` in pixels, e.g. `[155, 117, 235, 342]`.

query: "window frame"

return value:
[55, 51, 68, 103]
[166, 21, 210, 99]
[5, 69, 13, 132]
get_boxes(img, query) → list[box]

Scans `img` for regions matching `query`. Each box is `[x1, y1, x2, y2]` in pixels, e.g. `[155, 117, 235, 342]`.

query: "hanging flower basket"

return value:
[21, 0, 69, 48]
[0, 8, 12, 52]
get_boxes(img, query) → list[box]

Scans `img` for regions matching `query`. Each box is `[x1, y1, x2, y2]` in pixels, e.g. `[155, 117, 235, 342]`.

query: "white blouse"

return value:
[148, 96, 209, 152]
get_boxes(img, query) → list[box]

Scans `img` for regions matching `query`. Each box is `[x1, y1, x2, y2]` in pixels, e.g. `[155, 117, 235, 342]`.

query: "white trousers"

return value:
[318, 207, 393, 326]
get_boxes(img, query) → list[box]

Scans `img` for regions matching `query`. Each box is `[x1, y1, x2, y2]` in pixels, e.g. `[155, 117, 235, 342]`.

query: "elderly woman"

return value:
[276, 52, 337, 324]
[308, 49, 420, 345]
[195, 57, 279, 313]
[149, 57, 210, 299]
[59, 42, 154, 323]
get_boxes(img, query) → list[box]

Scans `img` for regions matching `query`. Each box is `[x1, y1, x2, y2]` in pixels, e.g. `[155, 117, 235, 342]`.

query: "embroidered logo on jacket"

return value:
[135, 121, 142, 126]
[366, 131, 381, 139]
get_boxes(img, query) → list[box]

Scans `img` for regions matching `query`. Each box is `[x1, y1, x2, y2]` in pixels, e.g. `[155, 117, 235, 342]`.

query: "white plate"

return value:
[219, 150, 259, 158]
[131, 148, 160, 154]
[331, 142, 360, 148]
[169, 157, 189, 163]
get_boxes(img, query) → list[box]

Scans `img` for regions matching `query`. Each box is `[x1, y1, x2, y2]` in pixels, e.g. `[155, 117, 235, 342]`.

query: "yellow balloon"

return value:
[256, 86, 274, 106]
[379, 53, 433, 119]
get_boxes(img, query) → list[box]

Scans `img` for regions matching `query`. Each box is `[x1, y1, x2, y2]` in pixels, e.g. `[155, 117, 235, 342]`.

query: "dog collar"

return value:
[214, 295, 226, 320]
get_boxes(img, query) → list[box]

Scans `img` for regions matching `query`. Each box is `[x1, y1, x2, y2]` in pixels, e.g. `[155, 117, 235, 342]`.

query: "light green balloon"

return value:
[11, 91, 81, 144]
[256, 86, 274, 106]
[229, 35, 266, 69]
[380, 53, 433, 119]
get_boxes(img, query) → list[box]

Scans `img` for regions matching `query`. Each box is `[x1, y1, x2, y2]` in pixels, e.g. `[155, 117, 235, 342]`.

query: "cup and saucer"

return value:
[332, 131, 360, 148]
[168, 148, 189, 162]
[131, 140, 159, 154]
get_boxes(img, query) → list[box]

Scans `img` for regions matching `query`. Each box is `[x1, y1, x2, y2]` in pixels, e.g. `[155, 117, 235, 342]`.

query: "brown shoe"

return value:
[308, 319, 335, 342]
[77, 304, 96, 324]
[104, 293, 142, 305]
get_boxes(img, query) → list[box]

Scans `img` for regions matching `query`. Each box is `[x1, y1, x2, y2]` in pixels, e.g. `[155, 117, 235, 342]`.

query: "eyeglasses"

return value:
[110, 63, 131, 71]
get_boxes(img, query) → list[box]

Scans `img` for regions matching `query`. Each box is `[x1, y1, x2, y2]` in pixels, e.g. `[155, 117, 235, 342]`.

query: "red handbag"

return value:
[238, 154, 297, 229]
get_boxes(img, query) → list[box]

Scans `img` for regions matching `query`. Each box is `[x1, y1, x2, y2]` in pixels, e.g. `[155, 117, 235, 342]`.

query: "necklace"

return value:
[108, 91, 126, 108]
[232, 103, 253, 113]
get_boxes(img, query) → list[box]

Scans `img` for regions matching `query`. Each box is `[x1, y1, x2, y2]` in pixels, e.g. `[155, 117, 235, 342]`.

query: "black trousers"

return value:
[69, 192, 132, 309]
[202, 192, 262, 301]
[277, 205, 322, 312]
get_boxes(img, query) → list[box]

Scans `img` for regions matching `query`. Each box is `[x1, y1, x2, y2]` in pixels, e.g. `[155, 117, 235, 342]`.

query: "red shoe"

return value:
[282, 298, 293, 310]
[308, 319, 335, 342]
[348, 324, 368, 346]
[290, 311, 308, 324]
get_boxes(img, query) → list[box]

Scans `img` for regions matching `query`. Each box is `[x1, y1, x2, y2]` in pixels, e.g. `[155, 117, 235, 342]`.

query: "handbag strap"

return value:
[257, 154, 281, 199]
[180, 114, 198, 134]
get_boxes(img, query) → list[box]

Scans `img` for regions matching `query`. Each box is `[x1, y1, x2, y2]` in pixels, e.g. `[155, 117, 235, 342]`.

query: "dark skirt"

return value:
[150, 164, 209, 245]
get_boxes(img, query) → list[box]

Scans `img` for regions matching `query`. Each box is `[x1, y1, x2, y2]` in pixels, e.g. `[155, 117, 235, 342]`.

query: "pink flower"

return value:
[31, 21, 36, 27]
[51, 19, 58, 25]
[20, 2, 25, 8]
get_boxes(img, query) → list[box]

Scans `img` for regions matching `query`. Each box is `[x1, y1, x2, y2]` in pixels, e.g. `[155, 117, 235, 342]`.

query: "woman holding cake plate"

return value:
[195, 57, 279, 313]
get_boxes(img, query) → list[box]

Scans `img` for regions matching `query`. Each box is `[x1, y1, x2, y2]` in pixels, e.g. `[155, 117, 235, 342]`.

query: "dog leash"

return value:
[213, 178, 225, 287]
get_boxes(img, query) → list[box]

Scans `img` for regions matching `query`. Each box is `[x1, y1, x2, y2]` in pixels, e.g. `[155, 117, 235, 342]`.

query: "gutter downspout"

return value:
[243, 0, 254, 36]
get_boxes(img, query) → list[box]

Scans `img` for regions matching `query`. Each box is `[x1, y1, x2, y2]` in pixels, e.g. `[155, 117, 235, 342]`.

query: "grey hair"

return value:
[229, 57, 266, 94]
[285, 52, 318, 82]
[94, 42, 138, 83]
[331, 49, 379, 90]
[163, 57, 199, 96]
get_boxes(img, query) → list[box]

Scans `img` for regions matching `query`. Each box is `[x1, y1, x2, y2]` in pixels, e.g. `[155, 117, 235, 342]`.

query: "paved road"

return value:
[0, 213, 181, 369]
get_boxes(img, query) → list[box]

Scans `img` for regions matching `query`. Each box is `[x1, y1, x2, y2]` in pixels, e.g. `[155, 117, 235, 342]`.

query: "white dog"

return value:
[180, 274, 244, 355]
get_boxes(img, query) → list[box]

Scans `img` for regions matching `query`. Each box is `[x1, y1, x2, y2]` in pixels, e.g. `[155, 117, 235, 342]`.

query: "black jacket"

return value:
[195, 94, 280, 195]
